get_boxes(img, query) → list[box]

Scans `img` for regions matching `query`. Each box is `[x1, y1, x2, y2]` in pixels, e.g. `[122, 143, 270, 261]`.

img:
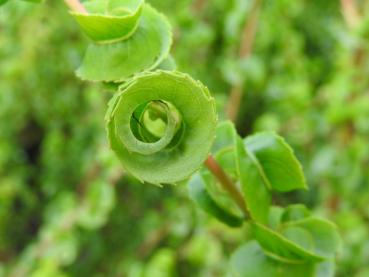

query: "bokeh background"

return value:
[1, 0, 369, 276]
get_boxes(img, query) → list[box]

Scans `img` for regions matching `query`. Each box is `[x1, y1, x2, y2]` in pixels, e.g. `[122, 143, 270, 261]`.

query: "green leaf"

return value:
[244, 132, 307, 192]
[77, 4, 172, 82]
[251, 217, 341, 263]
[230, 241, 335, 277]
[208, 122, 308, 224]
[281, 217, 341, 259]
[188, 173, 243, 227]
[281, 204, 311, 223]
[71, 0, 144, 44]
[156, 55, 177, 71]
[251, 222, 325, 263]
[201, 149, 241, 216]
[211, 120, 235, 153]
[208, 121, 271, 224]
[0, 0, 9, 5]
[268, 206, 284, 230]
[106, 70, 217, 185]
[236, 135, 271, 224]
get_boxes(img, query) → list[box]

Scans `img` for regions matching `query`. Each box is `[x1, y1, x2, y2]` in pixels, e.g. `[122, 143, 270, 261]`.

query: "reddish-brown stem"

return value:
[341, 0, 360, 29]
[204, 155, 249, 217]
[226, 0, 262, 122]
[64, 0, 87, 13]
[192, 0, 207, 12]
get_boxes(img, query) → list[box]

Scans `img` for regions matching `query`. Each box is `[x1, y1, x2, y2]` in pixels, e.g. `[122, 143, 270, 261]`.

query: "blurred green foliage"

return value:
[1, 0, 369, 276]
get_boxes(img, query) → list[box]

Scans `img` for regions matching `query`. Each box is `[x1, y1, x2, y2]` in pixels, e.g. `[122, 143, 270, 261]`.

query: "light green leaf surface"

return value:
[244, 132, 307, 192]
[230, 241, 335, 277]
[204, 121, 270, 224]
[281, 204, 311, 223]
[77, 4, 172, 82]
[251, 216, 341, 264]
[203, 122, 308, 225]
[268, 206, 284, 230]
[236, 135, 271, 224]
[71, 0, 143, 44]
[106, 70, 217, 185]
[281, 217, 341, 259]
[252, 222, 324, 263]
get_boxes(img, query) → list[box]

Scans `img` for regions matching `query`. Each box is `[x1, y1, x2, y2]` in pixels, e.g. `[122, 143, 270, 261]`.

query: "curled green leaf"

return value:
[106, 70, 217, 185]
[77, 4, 172, 82]
[71, 0, 144, 44]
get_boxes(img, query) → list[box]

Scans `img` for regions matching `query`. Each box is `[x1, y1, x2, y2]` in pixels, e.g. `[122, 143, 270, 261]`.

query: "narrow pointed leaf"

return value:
[236, 135, 271, 224]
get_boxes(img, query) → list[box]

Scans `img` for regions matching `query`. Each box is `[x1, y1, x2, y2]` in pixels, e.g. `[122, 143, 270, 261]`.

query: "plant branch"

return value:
[340, 0, 360, 29]
[204, 155, 249, 217]
[192, 0, 207, 12]
[64, 0, 87, 13]
[226, 0, 263, 122]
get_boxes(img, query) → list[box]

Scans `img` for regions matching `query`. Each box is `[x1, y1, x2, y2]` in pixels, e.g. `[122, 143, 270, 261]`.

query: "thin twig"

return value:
[64, 0, 87, 13]
[192, 0, 207, 12]
[340, 0, 360, 29]
[204, 155, 249, 217]
[226, 0, 263, 122]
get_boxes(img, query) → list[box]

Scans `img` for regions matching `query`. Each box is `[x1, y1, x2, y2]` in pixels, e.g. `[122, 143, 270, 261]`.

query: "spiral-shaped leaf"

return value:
[76, 3, 172, 82]
[71, 0, 144, 44]
[106, 70, 217, 185]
